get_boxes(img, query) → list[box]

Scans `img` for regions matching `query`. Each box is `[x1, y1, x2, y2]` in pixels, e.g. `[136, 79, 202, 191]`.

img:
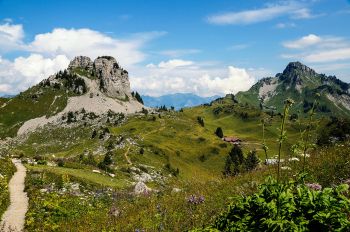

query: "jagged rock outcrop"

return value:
[67, 56, 131, 99]
[68, 56, 93, 71]
[93, 56, 131, 99]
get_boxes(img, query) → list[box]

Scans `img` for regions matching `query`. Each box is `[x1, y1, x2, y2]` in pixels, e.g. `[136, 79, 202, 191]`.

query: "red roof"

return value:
[222, 137, 241, 142]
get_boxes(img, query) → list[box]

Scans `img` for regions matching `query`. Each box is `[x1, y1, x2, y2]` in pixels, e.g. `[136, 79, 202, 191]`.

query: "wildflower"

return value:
[281, 166, 291, 170]
[288, 157, 300, 162]
[187, 194, 205, 204]
[198, 195, 205, 203]
[306, 183, 322, 191]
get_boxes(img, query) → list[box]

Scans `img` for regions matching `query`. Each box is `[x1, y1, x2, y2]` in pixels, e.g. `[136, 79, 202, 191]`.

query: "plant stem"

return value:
[302, 99, 317, 172]
[262, 119, 268, 161]
[277, 100, 293, 183]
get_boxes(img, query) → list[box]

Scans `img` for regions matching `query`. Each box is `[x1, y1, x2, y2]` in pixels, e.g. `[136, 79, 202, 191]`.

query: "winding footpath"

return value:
[0, 159, 28, 232]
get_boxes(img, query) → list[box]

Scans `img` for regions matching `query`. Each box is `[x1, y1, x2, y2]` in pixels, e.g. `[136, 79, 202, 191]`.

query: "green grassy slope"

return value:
[6, 93, 337, 231]
[0, 85, 69, 138]
[14, 94, 307, 185]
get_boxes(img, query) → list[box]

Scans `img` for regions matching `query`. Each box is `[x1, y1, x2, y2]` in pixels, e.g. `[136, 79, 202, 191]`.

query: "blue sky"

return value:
[0, 0, 350, 96]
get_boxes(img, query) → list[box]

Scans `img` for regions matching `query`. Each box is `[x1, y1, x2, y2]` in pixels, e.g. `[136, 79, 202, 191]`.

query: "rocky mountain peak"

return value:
[66, 55, 131, 99]
[279, 61, 317, 86]
[68, 56, 93, 71]
[93, 56, 131, 99]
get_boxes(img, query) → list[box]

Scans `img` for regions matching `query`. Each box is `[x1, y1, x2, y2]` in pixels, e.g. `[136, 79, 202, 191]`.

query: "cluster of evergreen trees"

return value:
[223, 145, 259, 176]
[131, 91, 144, 104]
[56, 70, 87, 94]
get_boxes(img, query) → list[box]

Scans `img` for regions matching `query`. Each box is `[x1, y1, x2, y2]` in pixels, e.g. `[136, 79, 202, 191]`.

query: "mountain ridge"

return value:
[236, 61, 350, 116]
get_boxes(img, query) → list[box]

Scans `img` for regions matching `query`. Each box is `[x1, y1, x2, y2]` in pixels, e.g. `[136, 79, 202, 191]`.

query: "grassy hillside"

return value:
[0, 85, 69, 138]
[1, 92, 344, 231]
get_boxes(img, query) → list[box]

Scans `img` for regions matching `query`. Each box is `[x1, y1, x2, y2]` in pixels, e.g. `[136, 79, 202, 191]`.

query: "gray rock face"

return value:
[67, 56, 133, 100]
[134, 181, 151, 195]
[93, 56, 131, 99]
[280, 61, 317, 85]
[68, 56, 93, 71]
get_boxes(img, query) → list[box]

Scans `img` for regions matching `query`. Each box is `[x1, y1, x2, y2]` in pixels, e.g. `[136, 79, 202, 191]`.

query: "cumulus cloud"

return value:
[207, 1, 318, 25]
[14, 54, 69, 80]
[0, 21, 257, 97]
[27, 28, 165, 67]
[283, 34, 322, 49]
[0, 22, 24, 50]
[130, 60, 256, 97]
[282, 34, 350, 63]
[0, 54, 70, 95]
[157, 59, 194, 69]
[0, 21, 167, 95]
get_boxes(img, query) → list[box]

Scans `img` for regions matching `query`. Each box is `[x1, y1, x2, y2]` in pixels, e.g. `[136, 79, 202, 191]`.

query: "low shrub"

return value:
[195, 176, 350, 231]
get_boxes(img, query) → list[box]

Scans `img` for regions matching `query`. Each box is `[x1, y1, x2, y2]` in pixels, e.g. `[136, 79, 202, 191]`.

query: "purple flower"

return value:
[187, 194, 205, 204]
[306, 183, 322, 191]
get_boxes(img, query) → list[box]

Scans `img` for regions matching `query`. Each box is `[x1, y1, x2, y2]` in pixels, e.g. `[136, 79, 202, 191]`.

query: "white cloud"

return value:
[0, 54, 70, 95]
[207, 2, 317, 25]
[275, 22, 296, 29]
[157, 59, 194, 69]
[27, 28, 164, 67]
[130, 60, 256, 97]
[0, 84, 11, 93]
[0, 22, 167, 95]
[157, 49, 201, 57]
[0, 22, 24, 50]
[282, 34, 350, 63]
[14, 54, 69, 80]
[283, 34, 322, 49]
[303, 48, 350, 63]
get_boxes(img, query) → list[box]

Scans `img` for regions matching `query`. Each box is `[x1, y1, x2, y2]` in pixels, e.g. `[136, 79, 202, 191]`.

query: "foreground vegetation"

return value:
[0, 157, 16, 218]
[196, 176, 350, 231]
[0, 94, 348, 231]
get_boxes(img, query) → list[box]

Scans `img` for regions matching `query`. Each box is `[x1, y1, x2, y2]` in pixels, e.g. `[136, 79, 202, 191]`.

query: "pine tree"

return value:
[245, 150, 260, 171]
[135, 92, 144, 104]
[215, 127, 224, 138]
[103, 151, 113, 165]
[229, 144, 244, 165]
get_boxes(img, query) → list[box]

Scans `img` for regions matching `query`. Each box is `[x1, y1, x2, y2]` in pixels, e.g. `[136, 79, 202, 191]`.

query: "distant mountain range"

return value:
[236, 61, 350, 117]
[142, 93, 221, 110]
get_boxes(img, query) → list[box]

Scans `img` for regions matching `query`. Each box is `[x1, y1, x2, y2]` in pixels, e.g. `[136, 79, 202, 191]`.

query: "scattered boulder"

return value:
[172, 187, 181, 193]
[134, 181, 151, 195]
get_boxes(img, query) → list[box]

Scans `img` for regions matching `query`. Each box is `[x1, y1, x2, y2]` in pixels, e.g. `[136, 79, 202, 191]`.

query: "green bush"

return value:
[195, 176, 350, 231]
[215, 127, 224, 138]
[0, 158, 16, 218]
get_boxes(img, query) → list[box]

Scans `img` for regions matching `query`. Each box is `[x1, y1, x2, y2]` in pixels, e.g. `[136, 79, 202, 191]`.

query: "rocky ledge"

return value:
[69, 56, 131, 99]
